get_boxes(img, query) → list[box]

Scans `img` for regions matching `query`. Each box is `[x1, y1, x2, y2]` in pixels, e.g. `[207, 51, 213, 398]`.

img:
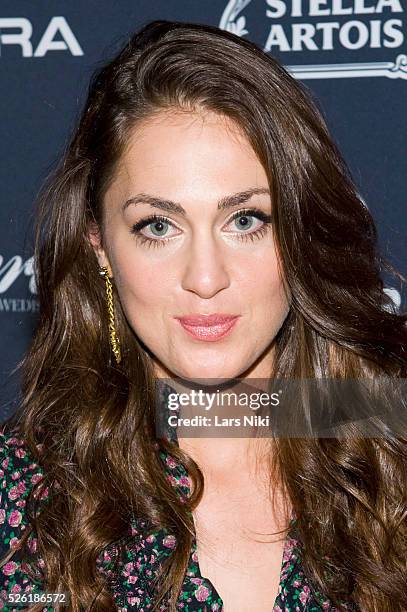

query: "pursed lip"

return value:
[173, 314, 240, 326]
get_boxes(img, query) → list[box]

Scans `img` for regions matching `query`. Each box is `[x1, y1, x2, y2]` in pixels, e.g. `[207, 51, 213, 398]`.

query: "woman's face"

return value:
[90, 110, 291, 382]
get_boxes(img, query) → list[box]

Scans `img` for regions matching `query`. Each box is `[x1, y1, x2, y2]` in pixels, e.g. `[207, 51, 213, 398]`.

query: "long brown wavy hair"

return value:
[1, 19, 406, 612]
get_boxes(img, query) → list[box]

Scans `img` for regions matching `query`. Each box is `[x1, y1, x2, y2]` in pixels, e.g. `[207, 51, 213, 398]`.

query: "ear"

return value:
[87, 221, 112, 276]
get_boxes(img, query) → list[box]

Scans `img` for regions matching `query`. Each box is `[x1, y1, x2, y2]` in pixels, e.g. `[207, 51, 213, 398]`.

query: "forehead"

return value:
[105, 109, 268, 207]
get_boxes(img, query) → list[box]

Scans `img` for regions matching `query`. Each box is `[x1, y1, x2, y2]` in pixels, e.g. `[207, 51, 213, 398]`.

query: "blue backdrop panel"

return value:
[1, 1, 406, 420]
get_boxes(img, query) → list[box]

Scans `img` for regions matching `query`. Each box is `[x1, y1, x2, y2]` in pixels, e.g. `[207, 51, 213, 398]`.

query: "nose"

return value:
[181, 232, 230, 299]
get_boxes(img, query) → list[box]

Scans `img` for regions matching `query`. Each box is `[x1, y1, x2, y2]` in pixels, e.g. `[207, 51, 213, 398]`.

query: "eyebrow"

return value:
[121, 187, 271, 216]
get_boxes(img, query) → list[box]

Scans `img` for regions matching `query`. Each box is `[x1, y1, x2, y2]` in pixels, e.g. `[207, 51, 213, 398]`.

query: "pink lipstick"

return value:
[174, 314, 240, 342]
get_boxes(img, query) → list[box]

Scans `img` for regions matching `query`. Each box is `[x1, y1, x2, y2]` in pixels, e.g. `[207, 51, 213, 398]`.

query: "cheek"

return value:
[109, 247, 172, 330]
[117, 268, 169, 313]
[239, 245, 288, 309]
[259, 278, 290, 327]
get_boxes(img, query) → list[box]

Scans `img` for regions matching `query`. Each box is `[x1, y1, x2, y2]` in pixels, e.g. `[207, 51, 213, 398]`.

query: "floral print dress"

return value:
[0, 384, 358, 611]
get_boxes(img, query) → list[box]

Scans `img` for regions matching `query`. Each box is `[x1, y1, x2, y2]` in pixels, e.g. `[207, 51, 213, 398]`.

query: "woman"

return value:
[0, 19, 406, 612]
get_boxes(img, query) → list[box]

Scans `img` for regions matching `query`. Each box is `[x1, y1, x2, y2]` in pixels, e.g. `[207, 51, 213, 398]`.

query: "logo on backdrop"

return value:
[219, 0, 407, 79]
[0, 16, 83, 57]
[0, 255, 38, 314]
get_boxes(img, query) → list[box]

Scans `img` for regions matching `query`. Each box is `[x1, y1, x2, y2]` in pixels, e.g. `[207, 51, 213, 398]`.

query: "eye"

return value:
[129, 207, 273, 248]
[225, 208, 273, 238]
[130, 215, 180, 248]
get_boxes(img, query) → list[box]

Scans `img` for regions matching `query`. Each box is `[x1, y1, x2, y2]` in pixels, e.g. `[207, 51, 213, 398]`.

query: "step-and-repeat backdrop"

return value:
[1, 1, 406, 420]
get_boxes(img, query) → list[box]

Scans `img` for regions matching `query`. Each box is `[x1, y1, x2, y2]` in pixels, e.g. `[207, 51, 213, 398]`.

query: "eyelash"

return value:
[130, 208, 273, 249]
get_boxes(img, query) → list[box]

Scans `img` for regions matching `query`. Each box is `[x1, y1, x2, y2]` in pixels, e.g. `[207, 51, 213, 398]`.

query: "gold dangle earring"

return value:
[99, 266, 122, 364]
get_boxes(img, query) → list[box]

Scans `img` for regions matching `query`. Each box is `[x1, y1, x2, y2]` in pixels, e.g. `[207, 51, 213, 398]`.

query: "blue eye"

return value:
[147, 219, 170, 237]
[234, 215, 254, 230]
[226, 208, 273, 243]
[130, 208, 273, 248]
[130, 215, 175, 246]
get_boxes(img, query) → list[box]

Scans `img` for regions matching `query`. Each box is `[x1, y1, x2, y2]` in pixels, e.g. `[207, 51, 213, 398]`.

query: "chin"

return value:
[169, 362, 245, 388]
